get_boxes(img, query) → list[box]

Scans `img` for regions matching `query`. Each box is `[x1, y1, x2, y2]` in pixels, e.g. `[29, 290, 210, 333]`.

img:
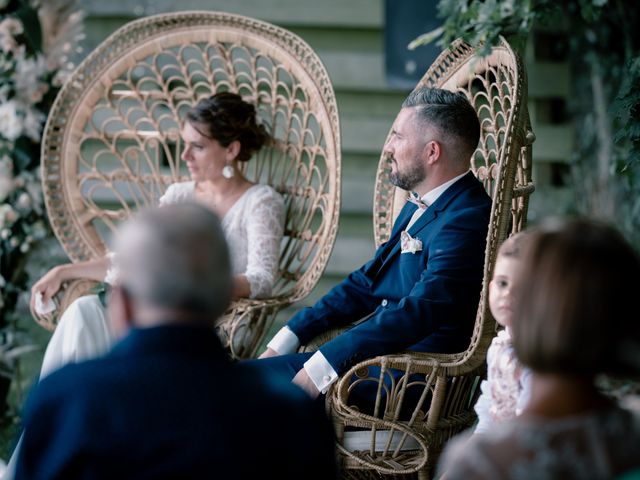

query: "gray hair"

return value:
[113, 203, 231, 318]
[402, 87, 480, 162]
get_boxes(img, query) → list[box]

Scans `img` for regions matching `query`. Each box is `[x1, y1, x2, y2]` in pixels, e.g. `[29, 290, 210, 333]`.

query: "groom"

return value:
[258, 87, 493, 400]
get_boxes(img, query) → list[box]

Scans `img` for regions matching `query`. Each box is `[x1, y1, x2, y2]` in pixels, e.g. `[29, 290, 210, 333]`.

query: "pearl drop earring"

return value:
[222, 164, 234, 179]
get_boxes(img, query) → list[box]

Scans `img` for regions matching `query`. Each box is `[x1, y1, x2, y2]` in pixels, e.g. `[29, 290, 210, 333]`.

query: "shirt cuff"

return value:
[303, 351, 339, 394]
[266, 326, 300, 355]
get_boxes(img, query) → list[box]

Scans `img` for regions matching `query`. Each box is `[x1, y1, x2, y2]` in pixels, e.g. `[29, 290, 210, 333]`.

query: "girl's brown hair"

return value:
[513, 218, 640, 377]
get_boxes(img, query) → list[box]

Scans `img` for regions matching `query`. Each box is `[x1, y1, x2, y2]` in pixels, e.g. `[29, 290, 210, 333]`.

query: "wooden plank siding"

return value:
[76, 1, 572, 339]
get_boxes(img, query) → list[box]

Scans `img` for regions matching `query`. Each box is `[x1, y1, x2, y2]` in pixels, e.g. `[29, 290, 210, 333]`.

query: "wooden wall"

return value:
[77, 0, 571, 332]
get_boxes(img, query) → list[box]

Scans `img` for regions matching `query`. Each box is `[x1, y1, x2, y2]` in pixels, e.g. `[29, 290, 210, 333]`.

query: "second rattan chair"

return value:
[322, 37, 535, 479]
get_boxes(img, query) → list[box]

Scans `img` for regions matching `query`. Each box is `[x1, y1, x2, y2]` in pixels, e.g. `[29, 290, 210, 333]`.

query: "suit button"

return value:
[381, 299, 388, 307]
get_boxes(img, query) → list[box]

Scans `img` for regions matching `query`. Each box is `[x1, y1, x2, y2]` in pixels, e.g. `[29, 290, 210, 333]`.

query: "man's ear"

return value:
[107, 285, 135, 339]
[423, 140, 442, 165]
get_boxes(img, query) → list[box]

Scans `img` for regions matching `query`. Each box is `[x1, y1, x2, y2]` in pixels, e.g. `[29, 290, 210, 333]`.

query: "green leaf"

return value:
[408, 27, 445, 50]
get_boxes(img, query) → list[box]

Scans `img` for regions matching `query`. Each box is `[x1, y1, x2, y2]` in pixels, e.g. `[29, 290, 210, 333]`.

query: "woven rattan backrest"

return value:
[42, 11, 341, 300]
[372, 38, 533, 368]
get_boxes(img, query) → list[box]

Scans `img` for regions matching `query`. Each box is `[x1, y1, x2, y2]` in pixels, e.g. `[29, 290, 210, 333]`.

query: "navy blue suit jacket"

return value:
[288, 171, 492, 374]
[16, 326, 337, 480]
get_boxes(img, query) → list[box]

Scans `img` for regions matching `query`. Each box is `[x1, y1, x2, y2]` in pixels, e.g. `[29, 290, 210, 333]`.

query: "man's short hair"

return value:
[513, 218, 640, 377]
[114, 203, 231, 318]
[402, 87, 480, 161]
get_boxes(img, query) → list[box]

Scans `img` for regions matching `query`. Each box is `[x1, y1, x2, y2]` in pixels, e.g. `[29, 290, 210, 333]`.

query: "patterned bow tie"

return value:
[407, 191, 428, 210]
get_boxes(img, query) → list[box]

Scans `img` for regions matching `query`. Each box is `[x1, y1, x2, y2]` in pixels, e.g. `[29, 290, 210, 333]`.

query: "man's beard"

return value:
[388, 156, 426, 191]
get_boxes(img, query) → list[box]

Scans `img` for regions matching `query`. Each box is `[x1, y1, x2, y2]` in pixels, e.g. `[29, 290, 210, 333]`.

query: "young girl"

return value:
[473, 232, 531, 433]
[438, 218, 640, 479]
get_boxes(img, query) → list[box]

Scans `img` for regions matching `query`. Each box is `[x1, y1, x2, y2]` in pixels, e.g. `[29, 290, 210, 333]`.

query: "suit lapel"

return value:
[372, 171, 479, 278]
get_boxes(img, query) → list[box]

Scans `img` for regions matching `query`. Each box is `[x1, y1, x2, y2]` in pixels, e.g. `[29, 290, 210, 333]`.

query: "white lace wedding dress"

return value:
[39, 182, 285, 377]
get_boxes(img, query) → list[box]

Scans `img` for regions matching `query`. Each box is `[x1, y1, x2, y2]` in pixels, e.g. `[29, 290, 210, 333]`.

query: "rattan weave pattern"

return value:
[35, 11, 341, 359]
[328, 37, 535, 479]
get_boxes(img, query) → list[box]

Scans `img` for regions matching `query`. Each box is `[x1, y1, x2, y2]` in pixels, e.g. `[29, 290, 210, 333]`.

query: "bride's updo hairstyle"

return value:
[186, 92, 271, 162]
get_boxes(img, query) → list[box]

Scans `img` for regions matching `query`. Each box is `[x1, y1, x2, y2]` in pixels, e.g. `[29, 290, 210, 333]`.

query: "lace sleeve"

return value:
[243, 186, 285, 298]
[474, 338, 499, 434]
[473, 379, 493, 434]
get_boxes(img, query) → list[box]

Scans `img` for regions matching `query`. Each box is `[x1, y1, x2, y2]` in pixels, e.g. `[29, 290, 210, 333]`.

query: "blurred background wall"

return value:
[77, 0, 572, 315]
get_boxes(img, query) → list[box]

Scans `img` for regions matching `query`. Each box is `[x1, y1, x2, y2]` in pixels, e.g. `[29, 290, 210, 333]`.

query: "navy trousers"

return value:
[246, 353, 430, 419]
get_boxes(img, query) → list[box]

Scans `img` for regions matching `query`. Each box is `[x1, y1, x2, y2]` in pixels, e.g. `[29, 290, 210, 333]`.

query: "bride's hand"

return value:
[30, 265, 66, 310]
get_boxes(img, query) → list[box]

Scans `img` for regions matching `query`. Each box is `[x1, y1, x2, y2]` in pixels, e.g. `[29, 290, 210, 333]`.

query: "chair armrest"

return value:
[217, 295, 293, 359]
[326, 353, 444, 475]
[327, 352, 484, 475]
[31, 279, 99, 331]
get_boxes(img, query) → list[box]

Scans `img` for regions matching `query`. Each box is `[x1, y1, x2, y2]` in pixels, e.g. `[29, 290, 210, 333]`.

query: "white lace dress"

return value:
[438, 404, 640, 479]
[474, 328, 532, 434]
[39, 182, 285, 378]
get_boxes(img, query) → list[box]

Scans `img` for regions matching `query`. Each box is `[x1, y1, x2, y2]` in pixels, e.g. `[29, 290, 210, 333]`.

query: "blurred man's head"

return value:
[109, 203, 231, 335]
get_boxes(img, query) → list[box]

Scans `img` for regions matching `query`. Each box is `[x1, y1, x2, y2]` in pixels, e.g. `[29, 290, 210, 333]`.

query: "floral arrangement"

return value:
[0, 0, 84, 382]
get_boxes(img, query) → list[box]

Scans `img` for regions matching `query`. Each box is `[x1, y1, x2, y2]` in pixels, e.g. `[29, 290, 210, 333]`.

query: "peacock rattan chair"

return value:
[324, 37, 535, 479]
[32, 11, 341, 360]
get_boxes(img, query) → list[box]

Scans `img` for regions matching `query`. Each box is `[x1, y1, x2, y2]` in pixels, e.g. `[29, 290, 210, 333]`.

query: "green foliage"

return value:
[612, 56, 640, 244]
[412, 0, 640, 248]
[0, 0, 84, 416]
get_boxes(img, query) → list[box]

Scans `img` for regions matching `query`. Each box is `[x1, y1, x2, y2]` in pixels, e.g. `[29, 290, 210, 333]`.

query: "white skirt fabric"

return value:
[40, 294, 115, 378]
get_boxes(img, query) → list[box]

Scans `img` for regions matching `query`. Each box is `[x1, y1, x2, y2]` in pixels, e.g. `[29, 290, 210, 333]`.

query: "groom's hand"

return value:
[292, 368, 320, 399]
[258, 347, 279, 359]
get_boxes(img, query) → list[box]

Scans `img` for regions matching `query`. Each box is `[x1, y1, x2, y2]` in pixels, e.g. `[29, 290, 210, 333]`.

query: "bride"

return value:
[31, 92, 285, 377]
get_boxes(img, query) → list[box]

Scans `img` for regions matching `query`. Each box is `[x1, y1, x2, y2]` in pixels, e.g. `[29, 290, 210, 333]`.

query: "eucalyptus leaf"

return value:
[408, 27, 444, 50]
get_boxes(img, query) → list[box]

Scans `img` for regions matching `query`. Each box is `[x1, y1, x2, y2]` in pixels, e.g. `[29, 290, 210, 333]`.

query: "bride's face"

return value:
[180, 121, 230, 182]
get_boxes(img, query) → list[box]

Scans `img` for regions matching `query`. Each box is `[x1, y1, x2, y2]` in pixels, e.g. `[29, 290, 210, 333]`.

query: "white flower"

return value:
[0, 203, 19, 229]
[22, 106, 46, 142]
[0, 100, 23, 141]
[19, 242, 29, 253]
[0, 228, 10, 239]
[0, 155, 13, 202]
[0, 84, 10, 103]
[13, 53, 50, 104]
[22, 171, 43, 214]
[16, 191, 31, 210]
[0, 17, 23, 53]
[9, 236, 18, 247]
